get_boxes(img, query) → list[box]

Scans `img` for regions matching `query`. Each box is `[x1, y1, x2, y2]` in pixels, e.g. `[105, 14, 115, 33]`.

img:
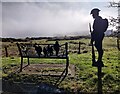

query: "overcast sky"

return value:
[1, 0, 119, 38]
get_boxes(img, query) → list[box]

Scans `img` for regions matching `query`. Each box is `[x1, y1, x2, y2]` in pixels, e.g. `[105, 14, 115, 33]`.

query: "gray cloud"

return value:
[2, 2, 117, 38]
[2, 2, 92, 38]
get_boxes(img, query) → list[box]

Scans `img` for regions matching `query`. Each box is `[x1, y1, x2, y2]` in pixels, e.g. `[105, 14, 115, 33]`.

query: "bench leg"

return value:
[67, 57, 69, 67]
[66, 57, 69, 74]
[20, 57, 23, 72]
[56, 57, 69, 86]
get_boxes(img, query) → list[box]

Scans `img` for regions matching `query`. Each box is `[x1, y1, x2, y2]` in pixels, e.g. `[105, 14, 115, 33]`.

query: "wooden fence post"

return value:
[4, 46, 8, 57]
[65, 42, 69, 67]
[78, 42, 81, 54]
[117, 38, 120, 51]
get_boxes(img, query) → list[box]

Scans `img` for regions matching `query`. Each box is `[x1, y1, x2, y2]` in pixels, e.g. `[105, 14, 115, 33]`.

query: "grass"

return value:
[2, 37, 120, 93]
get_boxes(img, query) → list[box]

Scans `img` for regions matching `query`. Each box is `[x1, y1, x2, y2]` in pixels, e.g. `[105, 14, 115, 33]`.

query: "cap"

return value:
[90, 8, 100, 14]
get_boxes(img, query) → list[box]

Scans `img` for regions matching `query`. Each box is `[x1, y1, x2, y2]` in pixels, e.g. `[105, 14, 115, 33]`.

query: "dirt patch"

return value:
[20, 64, 75, 77]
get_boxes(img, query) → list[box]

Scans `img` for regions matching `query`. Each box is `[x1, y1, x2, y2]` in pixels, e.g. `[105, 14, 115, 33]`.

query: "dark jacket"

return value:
[92, 16, 105, 41]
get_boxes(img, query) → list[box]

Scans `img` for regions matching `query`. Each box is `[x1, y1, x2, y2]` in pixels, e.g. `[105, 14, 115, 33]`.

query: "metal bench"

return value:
[16, 42, 69, 85]
[16, 42, 69, 71]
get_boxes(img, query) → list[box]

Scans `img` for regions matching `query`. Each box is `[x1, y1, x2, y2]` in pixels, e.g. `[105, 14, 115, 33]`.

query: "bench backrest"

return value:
[16, 43, 68, 58]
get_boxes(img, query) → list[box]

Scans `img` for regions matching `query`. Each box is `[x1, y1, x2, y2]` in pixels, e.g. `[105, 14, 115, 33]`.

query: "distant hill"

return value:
[1, 35, 91, 42]
[1, 31, 119, 42]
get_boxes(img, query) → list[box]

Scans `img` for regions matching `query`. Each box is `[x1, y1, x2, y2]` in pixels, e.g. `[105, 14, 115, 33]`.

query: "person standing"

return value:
[90, 8, 108, 67]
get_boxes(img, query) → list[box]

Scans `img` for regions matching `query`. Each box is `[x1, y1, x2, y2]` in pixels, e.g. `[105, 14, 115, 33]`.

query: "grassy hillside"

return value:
[2, 37, 120, 93]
